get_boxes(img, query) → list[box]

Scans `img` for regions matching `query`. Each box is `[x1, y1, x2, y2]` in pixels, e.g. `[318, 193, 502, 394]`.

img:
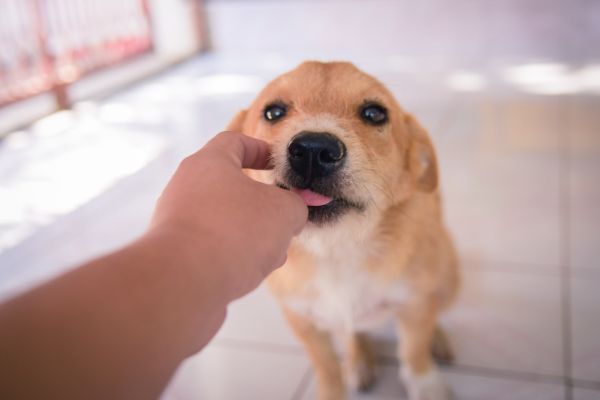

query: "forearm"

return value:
[0, 229, 229, 400]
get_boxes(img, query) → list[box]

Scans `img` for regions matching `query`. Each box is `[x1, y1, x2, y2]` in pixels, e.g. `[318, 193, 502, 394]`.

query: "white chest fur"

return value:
[284, 224, 411, 333]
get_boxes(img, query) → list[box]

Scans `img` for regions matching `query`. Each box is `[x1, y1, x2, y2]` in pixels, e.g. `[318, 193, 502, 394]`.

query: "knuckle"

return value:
[216, 130, 239, 142]
[180, 154, 195, 167]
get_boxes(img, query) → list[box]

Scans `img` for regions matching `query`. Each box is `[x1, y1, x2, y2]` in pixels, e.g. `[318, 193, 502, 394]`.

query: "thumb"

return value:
[273, 187, 308, 236]
[205, 131, 272, 170]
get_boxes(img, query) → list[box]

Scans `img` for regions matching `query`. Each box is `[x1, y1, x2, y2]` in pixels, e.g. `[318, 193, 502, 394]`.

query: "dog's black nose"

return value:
[288, 132, 346, 186]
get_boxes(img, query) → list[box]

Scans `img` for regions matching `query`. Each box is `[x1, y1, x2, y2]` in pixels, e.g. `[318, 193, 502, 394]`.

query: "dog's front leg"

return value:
[395, 300, 452, 400]
[282, 307, 345, 400]
[344, 332, 376, 392]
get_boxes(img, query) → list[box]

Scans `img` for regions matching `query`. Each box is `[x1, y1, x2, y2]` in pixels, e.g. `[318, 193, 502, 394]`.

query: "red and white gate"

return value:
[0, 0, 153, 108]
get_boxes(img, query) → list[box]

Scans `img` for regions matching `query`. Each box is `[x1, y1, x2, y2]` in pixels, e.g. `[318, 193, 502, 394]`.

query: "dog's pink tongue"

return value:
[291, 188, 333, 206]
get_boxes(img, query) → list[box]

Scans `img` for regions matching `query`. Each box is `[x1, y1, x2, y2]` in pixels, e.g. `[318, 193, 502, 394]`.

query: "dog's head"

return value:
[228, 61, 438, 226]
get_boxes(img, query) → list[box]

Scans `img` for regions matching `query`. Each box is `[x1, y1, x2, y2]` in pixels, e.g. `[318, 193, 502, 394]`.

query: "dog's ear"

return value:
[226, 109, 248, 132]
[404, 113, 438, 192]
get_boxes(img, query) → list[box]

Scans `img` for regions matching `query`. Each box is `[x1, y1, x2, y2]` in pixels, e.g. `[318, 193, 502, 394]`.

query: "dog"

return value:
[227, 61, 459, 400]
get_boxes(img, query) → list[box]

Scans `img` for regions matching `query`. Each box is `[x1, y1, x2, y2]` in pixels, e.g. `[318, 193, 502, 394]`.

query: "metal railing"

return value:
[0, 0, 153, 108]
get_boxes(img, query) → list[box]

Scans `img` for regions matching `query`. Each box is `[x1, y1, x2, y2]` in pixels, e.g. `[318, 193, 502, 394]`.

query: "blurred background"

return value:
[0, 0, 599, 399]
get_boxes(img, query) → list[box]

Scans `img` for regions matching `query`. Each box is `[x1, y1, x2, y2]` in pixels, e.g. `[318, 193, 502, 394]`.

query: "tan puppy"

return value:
[227, 61, 459, 400]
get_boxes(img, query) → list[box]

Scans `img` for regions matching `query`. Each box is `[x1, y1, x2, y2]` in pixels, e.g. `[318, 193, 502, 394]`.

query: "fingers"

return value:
[192, 131, 308, 234]
[273, 187, 308, 236]
[205, 131, 272, 170]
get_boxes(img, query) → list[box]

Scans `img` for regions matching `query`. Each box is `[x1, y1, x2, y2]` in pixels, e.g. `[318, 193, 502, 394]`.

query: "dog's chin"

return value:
[276, 182, 364, 225]
[307, 199, 354, 224]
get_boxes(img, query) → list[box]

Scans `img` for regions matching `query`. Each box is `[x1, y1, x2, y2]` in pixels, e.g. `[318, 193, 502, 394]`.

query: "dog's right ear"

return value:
[226, 109, 248, 132]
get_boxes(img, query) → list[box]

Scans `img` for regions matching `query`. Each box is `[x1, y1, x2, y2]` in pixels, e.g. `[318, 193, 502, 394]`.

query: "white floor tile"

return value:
[216, 284, 302, 348]
[568, 98, 600, 271]
[570, 159, 600, 273]
[573, 387, 600, 400]
[300, 365, 565, 400]
[443, 371, 565, 400]
[438, 97, 562, 269]
[568, 97, 600, 272]
[571, 277, 600, 382]
[445, 193, 560, 270]
[441, 265, 564, 376]
[161, 344, 308, 400]
[569, 97, 600, 157]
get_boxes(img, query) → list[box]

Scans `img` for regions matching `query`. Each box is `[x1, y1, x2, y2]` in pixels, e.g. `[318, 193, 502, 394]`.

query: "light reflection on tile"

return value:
[0, 118, 166, 253]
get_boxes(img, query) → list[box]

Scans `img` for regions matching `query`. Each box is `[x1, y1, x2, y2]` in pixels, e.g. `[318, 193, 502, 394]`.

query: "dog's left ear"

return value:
[226, 109, 248, 132]
[404, 113, 438, 192]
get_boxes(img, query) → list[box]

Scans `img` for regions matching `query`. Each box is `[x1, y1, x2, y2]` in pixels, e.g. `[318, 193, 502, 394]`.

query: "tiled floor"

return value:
[301, 365, 567, 400]
[1, 7, 600, 399]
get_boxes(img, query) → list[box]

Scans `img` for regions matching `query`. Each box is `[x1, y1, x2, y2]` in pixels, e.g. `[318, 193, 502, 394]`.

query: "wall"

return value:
[204, 0, 598, 64]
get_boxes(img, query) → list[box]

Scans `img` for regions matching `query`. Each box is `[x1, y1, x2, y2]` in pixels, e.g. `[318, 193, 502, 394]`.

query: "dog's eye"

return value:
[264, 103, 287, 122]
[360, 104, 388, 125]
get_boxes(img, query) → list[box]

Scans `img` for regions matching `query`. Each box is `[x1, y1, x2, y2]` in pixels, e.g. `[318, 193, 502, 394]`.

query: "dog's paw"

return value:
[431, 326, 454, 364]
[346, 359, 376, 392]
[400, 365, 452, 400]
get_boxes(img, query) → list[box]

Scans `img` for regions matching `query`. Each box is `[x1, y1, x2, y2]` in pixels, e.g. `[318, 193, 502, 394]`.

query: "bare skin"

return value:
[0, 132, 308, 400]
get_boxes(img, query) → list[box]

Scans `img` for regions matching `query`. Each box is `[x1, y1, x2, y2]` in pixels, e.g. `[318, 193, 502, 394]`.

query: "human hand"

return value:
[150, 131, 308, 300]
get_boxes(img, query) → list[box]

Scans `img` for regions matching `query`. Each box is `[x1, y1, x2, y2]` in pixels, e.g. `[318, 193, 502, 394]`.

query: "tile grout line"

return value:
[289, 366, 313, 400]
[376, 354, 568, 385]
[572, 379, 600, 391]
[559, 94, 573, 400]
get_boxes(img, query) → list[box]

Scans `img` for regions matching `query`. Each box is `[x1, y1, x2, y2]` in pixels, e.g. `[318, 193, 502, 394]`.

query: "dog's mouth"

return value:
[289, 187, 333, 207]
[276, 182, 364, 224]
